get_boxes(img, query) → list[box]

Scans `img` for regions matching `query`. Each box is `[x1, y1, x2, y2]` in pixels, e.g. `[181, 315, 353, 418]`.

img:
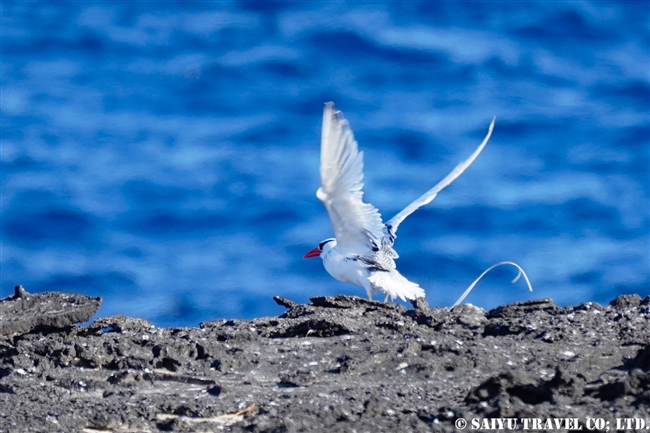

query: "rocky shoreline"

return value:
[1, 286, 649, 432]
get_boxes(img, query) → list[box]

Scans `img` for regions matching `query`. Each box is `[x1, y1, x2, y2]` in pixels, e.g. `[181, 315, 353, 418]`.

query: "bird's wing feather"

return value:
[386, 117, 496, 235]
[317, 102, 385, 256]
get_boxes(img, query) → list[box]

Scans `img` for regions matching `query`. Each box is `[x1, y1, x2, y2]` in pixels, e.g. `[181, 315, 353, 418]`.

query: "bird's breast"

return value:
[322, 249, 368, 285]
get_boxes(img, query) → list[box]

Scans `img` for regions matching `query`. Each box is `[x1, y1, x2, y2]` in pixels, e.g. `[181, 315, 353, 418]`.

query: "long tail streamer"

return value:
[452, 261, 533, 308]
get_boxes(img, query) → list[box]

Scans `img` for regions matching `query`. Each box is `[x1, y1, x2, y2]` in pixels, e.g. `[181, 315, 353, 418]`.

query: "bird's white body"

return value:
[317, 239, 424, 301]
[319, 241, 365, 286]
[305, 102, 496, 302]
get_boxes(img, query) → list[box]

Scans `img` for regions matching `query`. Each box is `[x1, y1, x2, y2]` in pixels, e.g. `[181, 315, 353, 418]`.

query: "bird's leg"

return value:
[363, 283, 374, 301]
[383, 292, 389, 303]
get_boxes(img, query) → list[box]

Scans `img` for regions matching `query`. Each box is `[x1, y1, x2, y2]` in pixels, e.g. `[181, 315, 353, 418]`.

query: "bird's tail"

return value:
[452, 261, 533, 308]
[368, 270, 425, 302]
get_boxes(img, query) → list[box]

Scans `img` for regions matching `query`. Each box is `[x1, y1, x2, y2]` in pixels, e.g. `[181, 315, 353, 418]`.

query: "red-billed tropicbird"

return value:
[304, 102, 500, 303]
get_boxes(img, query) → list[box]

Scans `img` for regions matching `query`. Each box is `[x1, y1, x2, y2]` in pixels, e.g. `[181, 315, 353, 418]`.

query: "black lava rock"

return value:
[0, 291, 649, 432]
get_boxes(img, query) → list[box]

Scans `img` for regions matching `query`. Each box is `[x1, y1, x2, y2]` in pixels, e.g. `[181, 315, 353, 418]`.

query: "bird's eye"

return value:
[319, 239, 333, 250]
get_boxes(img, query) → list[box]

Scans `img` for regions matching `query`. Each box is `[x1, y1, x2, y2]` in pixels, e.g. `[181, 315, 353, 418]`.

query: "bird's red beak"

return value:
[303, 247, 321, 258]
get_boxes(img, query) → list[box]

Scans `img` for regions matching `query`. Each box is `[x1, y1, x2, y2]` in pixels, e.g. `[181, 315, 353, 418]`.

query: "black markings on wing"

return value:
[364, 229, 380, 252]
[347, 255, 390, 272]
[380, 223, 399, 259]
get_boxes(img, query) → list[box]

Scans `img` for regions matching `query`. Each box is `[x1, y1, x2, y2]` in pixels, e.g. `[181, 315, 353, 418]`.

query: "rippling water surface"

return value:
[2, 2, 649, 326]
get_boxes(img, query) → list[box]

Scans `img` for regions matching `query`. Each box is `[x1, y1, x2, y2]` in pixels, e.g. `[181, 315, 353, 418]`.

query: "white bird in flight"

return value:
[304, 102, 504, 303]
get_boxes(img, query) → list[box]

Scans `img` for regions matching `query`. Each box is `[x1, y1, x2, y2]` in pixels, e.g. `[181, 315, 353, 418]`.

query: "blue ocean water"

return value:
[2, 2, 648, 327]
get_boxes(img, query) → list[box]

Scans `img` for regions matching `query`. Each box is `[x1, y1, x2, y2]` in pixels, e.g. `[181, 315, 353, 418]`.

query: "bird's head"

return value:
[303, 238, 336, 259]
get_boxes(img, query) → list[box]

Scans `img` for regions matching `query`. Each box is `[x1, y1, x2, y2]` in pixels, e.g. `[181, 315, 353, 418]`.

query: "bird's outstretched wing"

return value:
[317, 102, 385, 256]
[386, 117, 496, 235]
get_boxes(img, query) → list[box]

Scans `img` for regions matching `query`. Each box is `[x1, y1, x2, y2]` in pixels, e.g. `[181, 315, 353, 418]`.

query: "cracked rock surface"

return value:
[0, 292, 649, 432]
[0, 286, 101, 337]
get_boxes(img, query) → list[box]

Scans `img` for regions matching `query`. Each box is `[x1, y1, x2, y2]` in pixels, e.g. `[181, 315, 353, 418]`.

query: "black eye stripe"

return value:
[319, 239, 334, 250]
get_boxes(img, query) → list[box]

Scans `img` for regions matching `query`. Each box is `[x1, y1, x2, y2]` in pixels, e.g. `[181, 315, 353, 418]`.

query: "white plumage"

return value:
[304, 102, 495, 302]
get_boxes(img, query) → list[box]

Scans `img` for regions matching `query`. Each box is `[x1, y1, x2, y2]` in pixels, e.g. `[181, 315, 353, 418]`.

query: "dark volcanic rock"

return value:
[487, 297, 560, 318]
[0, 292, 649, 432]
[609, 293, 643, 309]
[0, 286, 101, 337]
